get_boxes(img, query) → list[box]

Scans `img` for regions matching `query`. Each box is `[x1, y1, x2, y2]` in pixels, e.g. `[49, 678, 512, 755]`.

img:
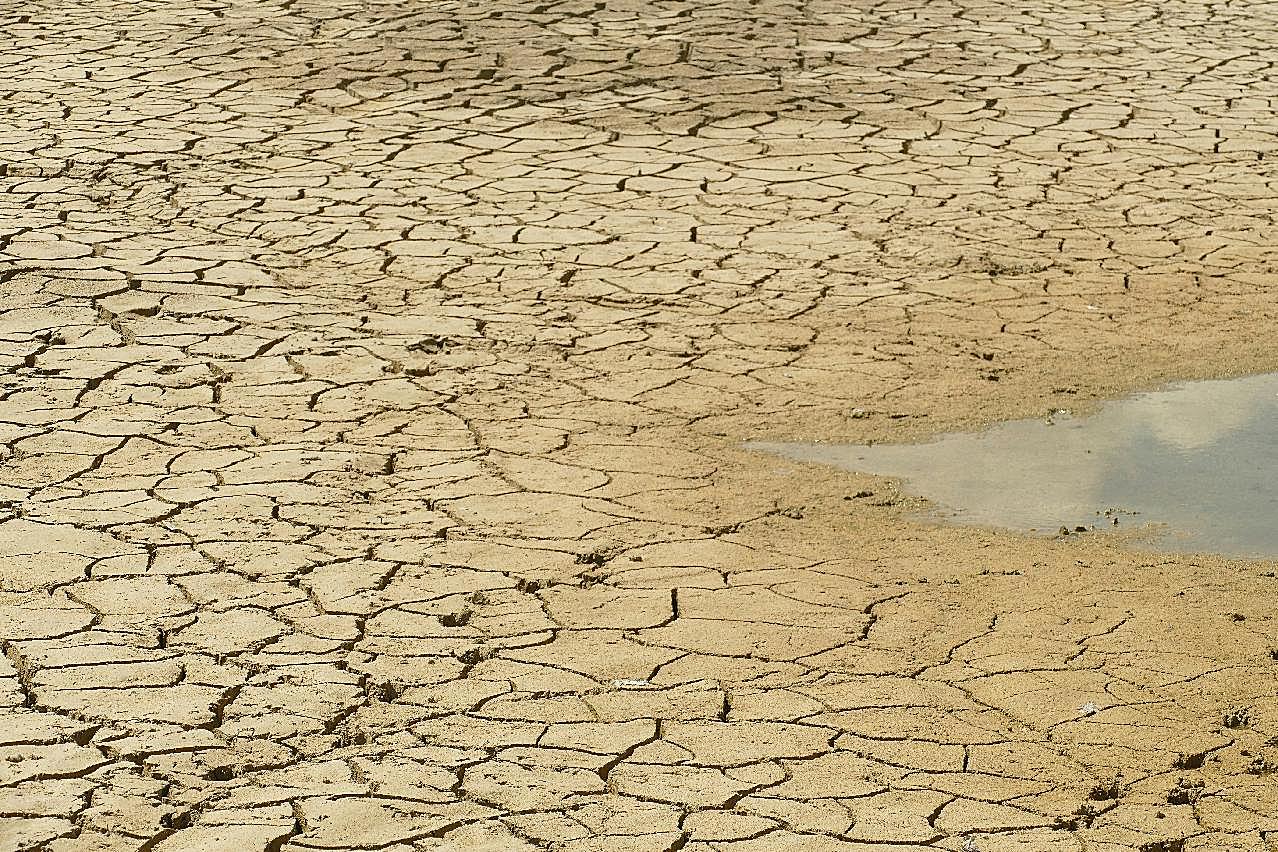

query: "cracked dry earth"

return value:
[7, 0, 1278, 850]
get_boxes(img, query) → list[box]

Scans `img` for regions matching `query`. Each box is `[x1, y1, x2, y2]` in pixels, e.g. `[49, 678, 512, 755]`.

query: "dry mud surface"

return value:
[4, 0, 1278, 849]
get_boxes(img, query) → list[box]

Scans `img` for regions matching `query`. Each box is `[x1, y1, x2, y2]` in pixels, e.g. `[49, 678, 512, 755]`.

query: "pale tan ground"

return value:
[3, 0, 1278, 850]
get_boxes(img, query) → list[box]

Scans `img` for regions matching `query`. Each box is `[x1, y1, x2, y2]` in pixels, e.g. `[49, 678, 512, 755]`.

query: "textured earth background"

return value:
[4, 0, 1278, 849]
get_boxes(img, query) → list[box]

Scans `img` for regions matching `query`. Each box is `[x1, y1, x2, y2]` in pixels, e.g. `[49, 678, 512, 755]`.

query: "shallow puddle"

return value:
[752, 373, 1278, 558]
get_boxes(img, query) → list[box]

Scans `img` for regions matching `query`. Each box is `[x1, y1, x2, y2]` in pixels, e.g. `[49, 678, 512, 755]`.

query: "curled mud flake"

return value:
[438, 609, 473, 628]
[1223, 707, 1251, 729]
[1139, 840, 1186, 852]
[1089, 776, 1125, 802]
[1174, 751, 1207, 770]
[1167, 777, 1205, 804]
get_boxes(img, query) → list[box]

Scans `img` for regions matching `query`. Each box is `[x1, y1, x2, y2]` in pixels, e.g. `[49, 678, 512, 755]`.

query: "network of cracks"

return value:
[5, 0, 1278, 849]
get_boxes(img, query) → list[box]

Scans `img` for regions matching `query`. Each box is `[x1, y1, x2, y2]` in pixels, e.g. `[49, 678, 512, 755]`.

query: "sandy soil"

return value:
[3, 0, 1278, 849]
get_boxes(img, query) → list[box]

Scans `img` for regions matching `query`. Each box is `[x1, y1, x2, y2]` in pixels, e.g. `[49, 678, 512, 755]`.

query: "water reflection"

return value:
[751, 373, 1278, 558]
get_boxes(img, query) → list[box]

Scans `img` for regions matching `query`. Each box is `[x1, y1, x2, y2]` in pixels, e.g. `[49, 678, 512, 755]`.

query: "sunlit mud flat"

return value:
[754, 373, 1278, 558]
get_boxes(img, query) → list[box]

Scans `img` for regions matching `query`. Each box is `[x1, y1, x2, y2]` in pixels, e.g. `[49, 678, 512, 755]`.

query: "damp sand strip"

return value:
[751, 373, 1278, 559]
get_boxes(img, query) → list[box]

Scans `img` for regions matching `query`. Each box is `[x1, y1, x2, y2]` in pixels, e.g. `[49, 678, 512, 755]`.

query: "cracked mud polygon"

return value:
[4, 1, 1278, 850]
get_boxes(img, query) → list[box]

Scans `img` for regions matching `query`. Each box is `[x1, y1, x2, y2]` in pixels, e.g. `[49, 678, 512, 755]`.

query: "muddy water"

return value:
[752, 373, 1278, 558]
